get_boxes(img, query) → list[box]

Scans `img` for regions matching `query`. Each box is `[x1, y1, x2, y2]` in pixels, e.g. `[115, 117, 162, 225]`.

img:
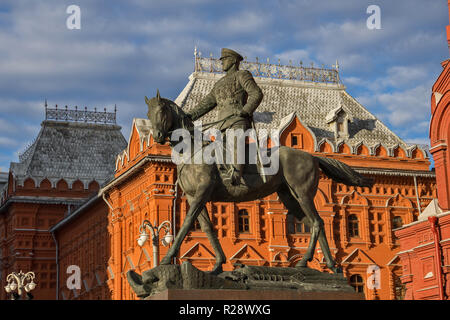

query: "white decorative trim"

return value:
[317, 138, 336, 153]
[341, 248, 376, 265]
[434, 92, 443, 105]
[180, 242, 215, 259]
[386, 254, 400, 266]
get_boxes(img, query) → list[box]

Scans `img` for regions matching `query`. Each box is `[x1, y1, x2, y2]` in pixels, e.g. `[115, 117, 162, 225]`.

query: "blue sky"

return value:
[0, 0, 448, 171]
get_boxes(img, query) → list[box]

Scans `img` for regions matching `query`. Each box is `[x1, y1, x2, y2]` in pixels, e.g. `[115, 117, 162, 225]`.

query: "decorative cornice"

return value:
[45, 104, 117, 124]
[0, 196, 85, 214]
[353, 167, 435, 178]
[101, 154, 173, 196]
[194, 51, 341, 85]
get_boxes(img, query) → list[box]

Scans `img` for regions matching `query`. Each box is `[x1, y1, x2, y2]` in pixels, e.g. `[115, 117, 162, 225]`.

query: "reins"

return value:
[167, 110, 235, 136]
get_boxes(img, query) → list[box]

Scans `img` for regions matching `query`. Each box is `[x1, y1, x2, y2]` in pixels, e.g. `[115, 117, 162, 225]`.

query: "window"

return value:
[350, 274, 364, 293]
[290, 134, 302, 148]
[392, 216, 403, 244]
[392, 216, 403, 229]
[189, 219, 201, 231]
[128, 222, 133, 247]
[348, 214, 359, 237]
[287, 215, 310, 234]
[291, 135, 298, 146]
[337, 121, 345, 133]
[238, 209, 250, 233]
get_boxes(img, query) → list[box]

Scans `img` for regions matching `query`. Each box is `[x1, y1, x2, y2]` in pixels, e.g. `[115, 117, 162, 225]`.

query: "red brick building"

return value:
[50, 53, 436, 300]
[0, 106, 126, 300]
[395, 2, 450, 300]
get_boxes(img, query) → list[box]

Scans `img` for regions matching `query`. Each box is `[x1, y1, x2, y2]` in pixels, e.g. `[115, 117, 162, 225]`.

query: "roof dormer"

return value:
[326, 105, 352, 140]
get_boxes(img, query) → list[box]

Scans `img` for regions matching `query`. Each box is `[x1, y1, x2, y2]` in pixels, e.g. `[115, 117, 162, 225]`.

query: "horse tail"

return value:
[315, 156, 374, 187]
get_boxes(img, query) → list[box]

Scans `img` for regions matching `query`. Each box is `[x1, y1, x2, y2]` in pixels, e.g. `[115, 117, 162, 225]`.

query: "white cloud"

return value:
[0, 118, 19, 134]
[275, 49, 310, 64]
[377, 85, 431, 127]
[343, 76, 367, 86]
[0, 99, 44, 119]
[383, 65, 430, 87]
[219, 11, 269, 35]
[0, 0, 447, 170]
[405, 137, 431, 145]
[0, 137, 17, 148]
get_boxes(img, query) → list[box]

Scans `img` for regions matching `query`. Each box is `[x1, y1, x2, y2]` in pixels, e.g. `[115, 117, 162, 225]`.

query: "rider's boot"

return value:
[230, 164, 244, 186]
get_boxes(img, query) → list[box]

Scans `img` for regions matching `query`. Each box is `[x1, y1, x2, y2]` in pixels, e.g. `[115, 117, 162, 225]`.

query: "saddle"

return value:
[209, 141, 273, 187]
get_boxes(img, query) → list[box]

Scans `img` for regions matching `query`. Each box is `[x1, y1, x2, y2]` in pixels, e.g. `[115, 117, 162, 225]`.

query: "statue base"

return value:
[127, 261, 364, 300]
[146, 288, 364, 300]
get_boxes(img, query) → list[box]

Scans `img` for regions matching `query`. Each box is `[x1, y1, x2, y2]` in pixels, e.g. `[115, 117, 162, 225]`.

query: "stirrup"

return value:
[223, 167, 236, 182]
[224, 167, 241, 183]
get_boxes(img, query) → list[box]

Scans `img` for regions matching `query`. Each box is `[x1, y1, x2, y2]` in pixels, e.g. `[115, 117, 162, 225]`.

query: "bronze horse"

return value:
[145, 91, 373, 274]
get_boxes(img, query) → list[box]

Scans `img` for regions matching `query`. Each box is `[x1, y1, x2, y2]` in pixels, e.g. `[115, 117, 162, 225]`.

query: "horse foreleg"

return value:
[197, 206, 226, 274]
[160, 187, 212, 265]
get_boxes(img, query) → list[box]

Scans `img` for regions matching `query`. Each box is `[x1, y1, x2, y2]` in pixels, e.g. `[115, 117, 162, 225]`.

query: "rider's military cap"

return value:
[220, 48, 244, 61]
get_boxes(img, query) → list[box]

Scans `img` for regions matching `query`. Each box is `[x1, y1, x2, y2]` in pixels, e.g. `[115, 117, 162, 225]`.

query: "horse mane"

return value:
[161, 97, 193, 131]
[162, 98, 185, 115]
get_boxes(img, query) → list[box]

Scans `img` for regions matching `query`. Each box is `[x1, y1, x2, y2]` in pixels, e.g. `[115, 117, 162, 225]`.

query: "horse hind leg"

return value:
[280, 183, 337, 272]
[277, 190, 313, 267]
[197, 206, 226, 274]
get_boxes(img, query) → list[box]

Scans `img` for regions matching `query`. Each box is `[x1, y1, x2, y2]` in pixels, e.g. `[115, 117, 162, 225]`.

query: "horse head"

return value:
[145, 89, 174, 144]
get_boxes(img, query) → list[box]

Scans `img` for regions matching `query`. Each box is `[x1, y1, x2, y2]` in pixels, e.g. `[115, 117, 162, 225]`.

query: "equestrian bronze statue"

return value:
[144, 89, 373, 275]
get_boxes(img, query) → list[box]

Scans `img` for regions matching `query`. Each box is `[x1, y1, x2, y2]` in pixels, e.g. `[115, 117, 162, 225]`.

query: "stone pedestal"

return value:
[128, 262, 364, 300]
[147, 288, 365, 300]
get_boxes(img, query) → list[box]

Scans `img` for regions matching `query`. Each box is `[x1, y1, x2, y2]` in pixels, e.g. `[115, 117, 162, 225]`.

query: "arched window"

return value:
[392, 216, 403, 244]
[287, 215, 310, 234]
[348, 214, 359, 237]
[238, 209, 250, 233]
[350, 274, 364, 293]
[392, 216, 403, 229]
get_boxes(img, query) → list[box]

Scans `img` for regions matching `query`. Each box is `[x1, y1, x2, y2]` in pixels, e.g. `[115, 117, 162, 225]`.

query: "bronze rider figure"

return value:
[186, 48, 264, 185]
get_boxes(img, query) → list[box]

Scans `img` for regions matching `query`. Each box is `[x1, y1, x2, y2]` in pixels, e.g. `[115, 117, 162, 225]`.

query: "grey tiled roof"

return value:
[11, 120, 127, 187]
[175, 71, 425, 157]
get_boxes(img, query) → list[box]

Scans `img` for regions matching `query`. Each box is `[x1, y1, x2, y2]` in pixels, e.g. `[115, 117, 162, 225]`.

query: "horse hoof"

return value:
[327, 264, 342, 274]
[296, 257, 310, 268]
[295, 261, 307, 268]
[332, 266, 343, 274]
